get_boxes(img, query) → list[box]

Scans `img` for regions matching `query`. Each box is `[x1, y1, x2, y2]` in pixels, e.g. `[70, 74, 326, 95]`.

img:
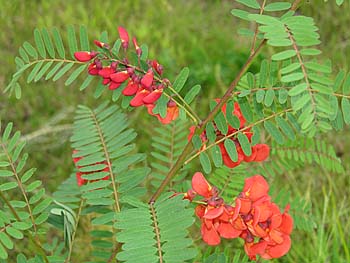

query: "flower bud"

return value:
[74, 51, 97, 62]
[110, 71, 130, 83]
[118, 26, 129, 49]
[94, 40, 109, 49]
[141, 69, 154, 89]
[132, 37, 142, 57]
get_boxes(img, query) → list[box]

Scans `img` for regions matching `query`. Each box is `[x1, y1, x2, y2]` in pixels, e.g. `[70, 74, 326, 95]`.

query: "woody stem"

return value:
[149, 40, 266, 203]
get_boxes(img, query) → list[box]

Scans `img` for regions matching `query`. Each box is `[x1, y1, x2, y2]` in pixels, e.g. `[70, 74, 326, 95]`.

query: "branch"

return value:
[148, 0, 305, 203]
[149, 40, 266, 203]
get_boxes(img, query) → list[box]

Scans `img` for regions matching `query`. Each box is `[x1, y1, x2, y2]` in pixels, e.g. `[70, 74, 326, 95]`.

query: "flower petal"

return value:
[110, 71, 130, 83]
[130, 90, 149, 107]
[252, 144, 270, 162]
[243, 175, 269, 201]
[201, 222, 221, 246]
[217, 222, 242, 238]
[191, 172, 212, 198]
[262, 235, 291, 259]
[203, 206, 224, 219]
[142, 89, 163, 104]
[122, 81, 139, 96]
[141, 69, 154, 89]
[109, 81, 122, 90]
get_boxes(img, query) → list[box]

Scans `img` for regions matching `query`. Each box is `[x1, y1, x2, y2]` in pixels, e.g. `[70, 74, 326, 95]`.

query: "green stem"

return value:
[65, 199, 84, 263]
[0, 191, 49, 263]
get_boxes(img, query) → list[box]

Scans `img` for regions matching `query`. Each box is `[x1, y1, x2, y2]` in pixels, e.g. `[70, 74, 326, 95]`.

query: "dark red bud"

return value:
[167, 100, 176, 107]
[126, 67, 135, 75]
[110, 61, 118, 70]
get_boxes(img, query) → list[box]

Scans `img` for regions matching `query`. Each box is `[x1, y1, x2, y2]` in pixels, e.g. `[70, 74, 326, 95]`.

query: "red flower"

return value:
[122, 80, 140, 96]
[191, 172, 214, 198]
[129, 89, 150, 107]
[142, 89, 163, 104]
[74, 51, 97, 62]
[242, 175, 269, 201]
[218, 142, 245, 168]
[110, 71, 130, 83]
[141, 69, 154, 89]
[151, 60, 163, 75]
[109, 82, 123, 90]
[118, 26, 129, 49]
[184, 173, 293, 260]
[88, 63, 100, 75]
[99, 67, 116, 79]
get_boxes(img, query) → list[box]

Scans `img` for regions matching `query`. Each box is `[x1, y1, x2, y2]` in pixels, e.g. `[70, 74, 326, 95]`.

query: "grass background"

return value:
[1, 0, 349, 262]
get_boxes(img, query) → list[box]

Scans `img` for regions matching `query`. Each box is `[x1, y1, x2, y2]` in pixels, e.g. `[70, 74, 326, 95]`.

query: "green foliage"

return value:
[69, 102, 149, 262]
[115, 194, 197, 262]
[150, 119, 190, 191]
[201, 247, 249, 263]
[0, 122, 52, 260]
[2, 1, 350, 262]
[71, 102, 149, 206]
[272, 138, 344, 174]
[5, 26, 92, 97]
[271, 187, 317, 232]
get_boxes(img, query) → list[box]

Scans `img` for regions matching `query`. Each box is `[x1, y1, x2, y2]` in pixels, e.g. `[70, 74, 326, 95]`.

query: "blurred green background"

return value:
[1, 0, 349, 262]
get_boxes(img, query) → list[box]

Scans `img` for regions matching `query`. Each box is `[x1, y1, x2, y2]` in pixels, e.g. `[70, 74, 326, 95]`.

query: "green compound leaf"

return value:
[237, 133, 251, 156]
[341, 98, 350, 125]
[34, 28, 46, 58]
[116, 195, 196, 263]
[52, 27, 65, 58]
[236, 0, 260, 9]
[264, 120, 285, 144]
[288, 83, 308, 96]
[67, 25, 78, 59]
[41, 28, 55, 58]
[272, 50, 296, 61]
[184, 84, 201, 104]
[173, 67, 189, 93]
[200, 152, 212, 174]
[264, 2, 291, 12]
[224, 139, 238, 162]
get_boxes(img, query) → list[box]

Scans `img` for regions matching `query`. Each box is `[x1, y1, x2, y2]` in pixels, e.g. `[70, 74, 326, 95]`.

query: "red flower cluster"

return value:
[188, 100, 270, 168]
[74, 27, 178, 125]
[185, 172, 293, 261]
[72, 150, 109, 186]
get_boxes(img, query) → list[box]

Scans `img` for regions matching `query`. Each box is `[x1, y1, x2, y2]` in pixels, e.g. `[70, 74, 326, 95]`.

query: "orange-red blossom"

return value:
[185, 172, 293, 261]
